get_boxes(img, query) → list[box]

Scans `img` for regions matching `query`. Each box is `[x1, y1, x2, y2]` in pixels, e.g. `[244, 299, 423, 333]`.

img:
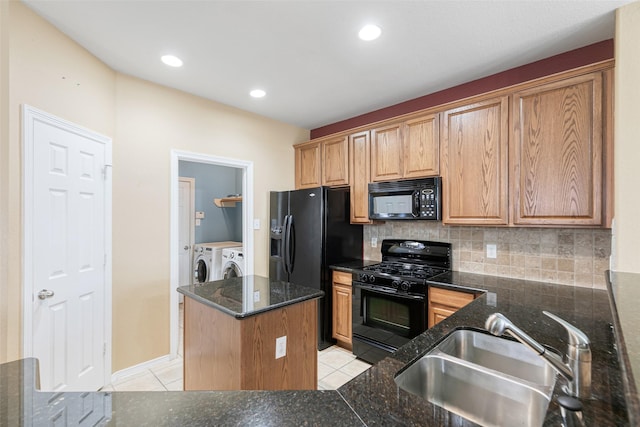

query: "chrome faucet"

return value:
[485, 311, 591, 398]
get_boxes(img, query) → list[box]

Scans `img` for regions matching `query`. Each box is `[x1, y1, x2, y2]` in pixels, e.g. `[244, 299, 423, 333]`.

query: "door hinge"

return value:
[103, 343, 106, 356]
[104, 253, 107, 268]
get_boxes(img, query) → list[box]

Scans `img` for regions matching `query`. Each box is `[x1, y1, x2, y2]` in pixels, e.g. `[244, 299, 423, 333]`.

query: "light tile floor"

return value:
[102, 304, 371, 391]
[103, 345, 369, 392]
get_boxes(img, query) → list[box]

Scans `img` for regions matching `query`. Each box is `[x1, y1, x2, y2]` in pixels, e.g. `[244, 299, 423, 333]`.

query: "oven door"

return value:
[352, 283, 427, 364]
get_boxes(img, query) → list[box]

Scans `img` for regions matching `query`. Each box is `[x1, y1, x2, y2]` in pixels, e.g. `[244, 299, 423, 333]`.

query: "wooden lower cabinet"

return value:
[332, 271, 353, 349]
[428, 286, 475, 328]
[184, 296, 318, 391]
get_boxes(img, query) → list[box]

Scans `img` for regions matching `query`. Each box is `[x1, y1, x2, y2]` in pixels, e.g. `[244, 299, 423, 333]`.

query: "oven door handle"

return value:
[353, 283, 426, 301]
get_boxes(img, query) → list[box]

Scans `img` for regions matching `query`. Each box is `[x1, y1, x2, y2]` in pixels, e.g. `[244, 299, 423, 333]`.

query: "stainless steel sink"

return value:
[394, 329, 557, 427]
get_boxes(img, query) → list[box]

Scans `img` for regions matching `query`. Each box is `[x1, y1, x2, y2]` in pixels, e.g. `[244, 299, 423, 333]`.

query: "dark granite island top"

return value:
[176, 275, 324, 318]
[3, 270, 637, 425]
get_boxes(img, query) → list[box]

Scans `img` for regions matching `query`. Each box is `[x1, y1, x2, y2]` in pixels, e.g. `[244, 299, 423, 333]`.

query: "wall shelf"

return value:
[214, 196, 242, 208]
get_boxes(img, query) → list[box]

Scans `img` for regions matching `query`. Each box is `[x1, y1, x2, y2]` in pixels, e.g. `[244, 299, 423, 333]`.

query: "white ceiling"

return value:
[22, 0, 631, 130]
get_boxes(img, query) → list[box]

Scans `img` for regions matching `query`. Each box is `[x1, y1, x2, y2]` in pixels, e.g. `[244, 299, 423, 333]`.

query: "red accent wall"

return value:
[310, 39, 613, 139]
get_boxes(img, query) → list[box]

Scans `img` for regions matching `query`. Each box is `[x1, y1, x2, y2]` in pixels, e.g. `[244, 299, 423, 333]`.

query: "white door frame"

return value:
[22, 104, 113, 383]
[178, 176, 195, 288]
[169, 150, 254, 357]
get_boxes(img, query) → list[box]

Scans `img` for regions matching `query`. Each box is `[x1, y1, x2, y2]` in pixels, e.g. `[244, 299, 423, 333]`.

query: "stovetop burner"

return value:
[353, 239, 452, 295]
[362, 262, 447, 280]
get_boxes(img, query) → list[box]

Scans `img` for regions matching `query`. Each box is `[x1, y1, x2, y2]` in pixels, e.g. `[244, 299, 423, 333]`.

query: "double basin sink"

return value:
[394, 329, 557, 427]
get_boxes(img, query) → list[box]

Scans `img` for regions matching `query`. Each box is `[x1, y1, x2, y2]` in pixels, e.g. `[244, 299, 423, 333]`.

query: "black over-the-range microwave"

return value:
[368, 177, 441, 220]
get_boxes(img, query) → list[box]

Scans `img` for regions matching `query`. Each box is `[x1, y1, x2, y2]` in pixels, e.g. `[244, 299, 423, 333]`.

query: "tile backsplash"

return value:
[363, 223, 611, 289]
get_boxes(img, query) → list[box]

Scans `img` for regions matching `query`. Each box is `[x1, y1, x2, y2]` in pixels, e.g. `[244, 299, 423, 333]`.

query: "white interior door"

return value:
[23, 106, 112, 392]
[178, 177, 195, 288]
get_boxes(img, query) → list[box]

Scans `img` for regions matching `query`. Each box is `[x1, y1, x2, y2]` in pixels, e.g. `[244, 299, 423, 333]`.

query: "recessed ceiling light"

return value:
[250, 89, 266, 98]
[161, 55, 183, 67]
[359, 24, 382, 41]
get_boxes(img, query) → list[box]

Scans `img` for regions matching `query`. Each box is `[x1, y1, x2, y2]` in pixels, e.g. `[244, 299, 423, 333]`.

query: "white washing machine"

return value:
[193, 241, 241, 284]
[221, 247, 245, 279]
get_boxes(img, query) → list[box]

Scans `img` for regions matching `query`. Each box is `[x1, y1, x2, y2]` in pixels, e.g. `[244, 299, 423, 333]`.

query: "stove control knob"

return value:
[400, 281, 410, 291]
[391, 280, 400, 289]
[359, 273, 367, 282]
[368, 275, 376, 283]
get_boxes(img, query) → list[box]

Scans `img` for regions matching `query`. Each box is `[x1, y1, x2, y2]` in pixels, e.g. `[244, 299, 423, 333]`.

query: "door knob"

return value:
[38, 289, 55, 300]
[184, 245, 189, 250]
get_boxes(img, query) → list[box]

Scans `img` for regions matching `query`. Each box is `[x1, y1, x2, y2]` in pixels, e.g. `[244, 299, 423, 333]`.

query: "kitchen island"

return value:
[177, 275, 323, 391]
[2, 270, 637, 426]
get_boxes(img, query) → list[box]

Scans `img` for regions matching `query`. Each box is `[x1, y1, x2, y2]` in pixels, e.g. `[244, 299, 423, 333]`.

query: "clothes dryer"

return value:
[193, 241, 241, 284]
[221, 247, 245, 279]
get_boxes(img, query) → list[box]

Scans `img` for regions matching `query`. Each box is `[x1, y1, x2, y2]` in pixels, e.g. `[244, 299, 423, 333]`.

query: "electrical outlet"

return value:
[253, 290, 260, 302]
[253, 219, 260, 230]
[275, 336, 287, 359]
[486, 244, 497, 259]
[371, 237, 378, 248]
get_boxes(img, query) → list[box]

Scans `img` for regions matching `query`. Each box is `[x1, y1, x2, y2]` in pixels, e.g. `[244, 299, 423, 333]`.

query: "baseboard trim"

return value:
[110, 354, 173, 383]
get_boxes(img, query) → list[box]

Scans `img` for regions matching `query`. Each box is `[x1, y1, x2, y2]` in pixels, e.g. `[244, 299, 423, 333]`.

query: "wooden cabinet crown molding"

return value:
[293, 60, 613, 147]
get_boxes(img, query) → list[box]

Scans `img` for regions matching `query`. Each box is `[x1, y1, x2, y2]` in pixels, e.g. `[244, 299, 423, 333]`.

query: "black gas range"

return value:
[351, 239, 451, 364]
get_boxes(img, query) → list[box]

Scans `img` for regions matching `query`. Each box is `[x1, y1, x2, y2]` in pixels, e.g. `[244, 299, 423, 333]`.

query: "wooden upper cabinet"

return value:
[511, 72, 605, 226]
[370, 123, 403, 182]
[295, 142, 321, 189]
[322, 136, 349, 187]
[349, 131, 373, 224]
[441, 96, 509, 225]
[403, 114, 440, 178]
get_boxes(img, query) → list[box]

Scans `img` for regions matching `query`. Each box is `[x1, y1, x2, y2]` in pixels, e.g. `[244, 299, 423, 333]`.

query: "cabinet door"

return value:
[428, 287, 475, 328]
[295, 142, 321, 189]
[322, 136, 349, 187]
[403, 114, 439, 178]
[332, 272, 352, 347]
[428, 305, 456, 328]
[370, 123, 403, 182]
[512, 73, 604, 226]
[349, 131, 373, 224]
[441, 96, 509, 225]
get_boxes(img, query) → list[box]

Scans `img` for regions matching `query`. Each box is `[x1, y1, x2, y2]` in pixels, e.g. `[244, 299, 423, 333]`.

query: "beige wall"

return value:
[1, 1, 309, 370]
[1, 0, 10, 363]
[2, 1, 117, 363]
[614, 1, 640, 273]
[112, 75, 306, 370]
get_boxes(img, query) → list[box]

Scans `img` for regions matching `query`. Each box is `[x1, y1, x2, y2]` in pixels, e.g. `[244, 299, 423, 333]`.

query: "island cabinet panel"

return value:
[295, 141, 321, 189]
[441, 96, 509, 225]
[184, 297, 242, 390]
[370, 123, 403, 182]
[403, 113, 440, 178]
[428, 287, 475, 328]
[511, 72, 605, 226]
[184, 297, 318, 391]
[332, 271, 353, 349]
[349, 131, 373, 224]
[322, 136, 349, 187]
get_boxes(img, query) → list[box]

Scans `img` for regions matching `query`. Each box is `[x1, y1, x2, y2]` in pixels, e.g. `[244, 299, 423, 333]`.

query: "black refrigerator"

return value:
[269, 186, 363, 350]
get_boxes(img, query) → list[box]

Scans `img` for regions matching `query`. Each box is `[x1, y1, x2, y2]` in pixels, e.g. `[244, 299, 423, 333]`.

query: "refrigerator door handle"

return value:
[283, 215, 290, 275]
[288, 215, 296, 274]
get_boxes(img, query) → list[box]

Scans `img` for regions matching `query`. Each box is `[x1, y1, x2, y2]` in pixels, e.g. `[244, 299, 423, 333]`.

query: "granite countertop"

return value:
[607, 271, 640, 425]
[338, 270, 630, 426]
[176, 275, 324, 318]
[3, 269, 637, 426]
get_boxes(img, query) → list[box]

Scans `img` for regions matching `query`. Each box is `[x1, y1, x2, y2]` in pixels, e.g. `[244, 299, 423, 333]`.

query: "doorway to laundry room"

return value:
[170, 150, 254, 359]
